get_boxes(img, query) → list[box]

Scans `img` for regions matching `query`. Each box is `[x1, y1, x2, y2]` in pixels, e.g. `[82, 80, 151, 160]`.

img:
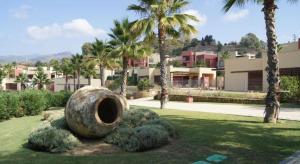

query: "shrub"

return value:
[20, 90, 47, 116]
[105, 108, 175, 152]
[104, 125, 169, 152]
[50, 117, 68, 129]
[121, 108, 160, 128]
[28, 127, 80, 153]
[144, 119, 178, 137]
[108, 78, 121, 91]
[280, 76, 300, 102]
[104, 128, 140, 152]
[134, 125, 169, 151]
[0, 94, 9, 120]
[5, 92, 21, 117]
[137, 79, 151, 91]
[45, 91, 72, 108]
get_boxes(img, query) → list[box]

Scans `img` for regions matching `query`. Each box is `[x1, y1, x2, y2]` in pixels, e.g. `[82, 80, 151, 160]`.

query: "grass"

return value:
[1, 107, 300, 164]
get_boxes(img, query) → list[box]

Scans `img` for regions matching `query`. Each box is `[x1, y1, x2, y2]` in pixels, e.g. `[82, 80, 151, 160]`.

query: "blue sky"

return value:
[0, 0, 299, 56]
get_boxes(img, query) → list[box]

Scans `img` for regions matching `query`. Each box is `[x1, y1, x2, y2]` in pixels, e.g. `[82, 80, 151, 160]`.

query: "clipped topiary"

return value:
[28, 127, 80, 153]
[121, 108, 160, 128]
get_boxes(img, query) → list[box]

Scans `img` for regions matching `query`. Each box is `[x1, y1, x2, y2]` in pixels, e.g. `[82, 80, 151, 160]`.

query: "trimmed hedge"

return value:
[154, 94, 265, 104]
[0, 90, 72, 121]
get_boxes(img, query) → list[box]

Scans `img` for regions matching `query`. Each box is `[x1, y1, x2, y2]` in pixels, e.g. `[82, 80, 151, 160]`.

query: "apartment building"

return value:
[225, 40, 300, 92]
[181, 51, 218, 68]
[2, 66, 57, 91]
[131, 65, 216, 89]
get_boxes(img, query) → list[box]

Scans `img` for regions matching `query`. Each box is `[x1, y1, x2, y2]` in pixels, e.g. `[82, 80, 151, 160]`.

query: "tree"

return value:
[51, 58, 73, 91]
[128, 0, 198, 108]
[81, 57, 97, 85]
[15, 73, 29, 90]
[71, 54, 83, 90]
[239, 33, 263, 52]
[4, 64, 13, 79]
[89, 39, 114, 87]
[81, 42, 93, 56]
[32, 66, 51, 90]
[0, 68, 7, 90]
[223, 0, 298, 123]
[201, 35, 216, 46]
[109, 18, 151, 97]
[61, 58, 73, 91]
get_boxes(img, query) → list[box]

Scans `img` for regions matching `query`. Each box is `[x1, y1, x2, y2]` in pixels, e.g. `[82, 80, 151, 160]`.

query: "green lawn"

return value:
[1, 107, 300, 164]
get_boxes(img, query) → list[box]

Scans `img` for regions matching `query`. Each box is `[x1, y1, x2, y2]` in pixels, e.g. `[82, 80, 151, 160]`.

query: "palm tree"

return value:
[89, 39, 114, 87]
[82, 57, 97, 85]
[51, 58, 73, 91]
[0, 68, 7, 91]
[82, 42, 93, 56]
[32, 66, 51, 90]
[223, 0, 298, 123]
[60, 58, 73, 91]
[109, 18, 151, 97]
[128, 0, 199, 109]
[15, 73, 29, 90]
[71, 54, 84, 90]
[4, 64, 13, 79]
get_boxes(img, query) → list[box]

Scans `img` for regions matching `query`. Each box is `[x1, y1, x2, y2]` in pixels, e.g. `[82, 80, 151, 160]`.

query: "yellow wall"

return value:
[225, 42, 300, 92]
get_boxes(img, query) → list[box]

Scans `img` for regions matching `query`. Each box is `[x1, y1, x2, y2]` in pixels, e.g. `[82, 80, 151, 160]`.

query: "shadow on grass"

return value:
[1, 112, 300, 164]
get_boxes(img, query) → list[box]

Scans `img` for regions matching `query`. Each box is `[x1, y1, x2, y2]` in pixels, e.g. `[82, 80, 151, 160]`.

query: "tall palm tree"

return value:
[109, 18, 151, 97]
[71, 54, 84, 90]
[223, 0, 298, 123]
[128, 0, 199, 109]
[90, 39, 114, 87]
[60, 58, 73, 91]
[33, 66, 51, 90]
[15, 73, 29, 90]
[82, 57, 97, 85]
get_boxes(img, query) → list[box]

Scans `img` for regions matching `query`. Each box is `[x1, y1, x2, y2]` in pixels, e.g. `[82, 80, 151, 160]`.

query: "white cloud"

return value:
[11, 5, 31, 20]
[27, 19, 106, 40]
[183, 9, 207, 26]
[223, 9, 249, 22]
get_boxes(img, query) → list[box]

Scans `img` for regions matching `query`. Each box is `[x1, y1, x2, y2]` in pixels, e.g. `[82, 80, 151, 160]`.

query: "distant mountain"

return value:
[0, 52, 73, 64]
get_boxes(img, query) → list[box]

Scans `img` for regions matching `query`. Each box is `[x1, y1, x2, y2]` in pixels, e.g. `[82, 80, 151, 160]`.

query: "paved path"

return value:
[128, 97, 300, 121]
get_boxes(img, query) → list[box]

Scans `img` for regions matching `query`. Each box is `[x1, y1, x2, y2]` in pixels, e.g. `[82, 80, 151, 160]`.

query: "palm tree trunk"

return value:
[65, 75, 68, 91]
[120, 57, 128, 97]
[100, 66, 105, 87]
[158, 22, 168, 109]
[77, 69, 80, 90]
[263, 0, 280, 123]
[66, 75, 69, 91]
[73, 72, 76, 91]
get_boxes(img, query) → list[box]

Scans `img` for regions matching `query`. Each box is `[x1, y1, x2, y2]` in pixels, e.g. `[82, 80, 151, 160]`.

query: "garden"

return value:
[1, 107, 300, 163]
[1, 89, 300, 164]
